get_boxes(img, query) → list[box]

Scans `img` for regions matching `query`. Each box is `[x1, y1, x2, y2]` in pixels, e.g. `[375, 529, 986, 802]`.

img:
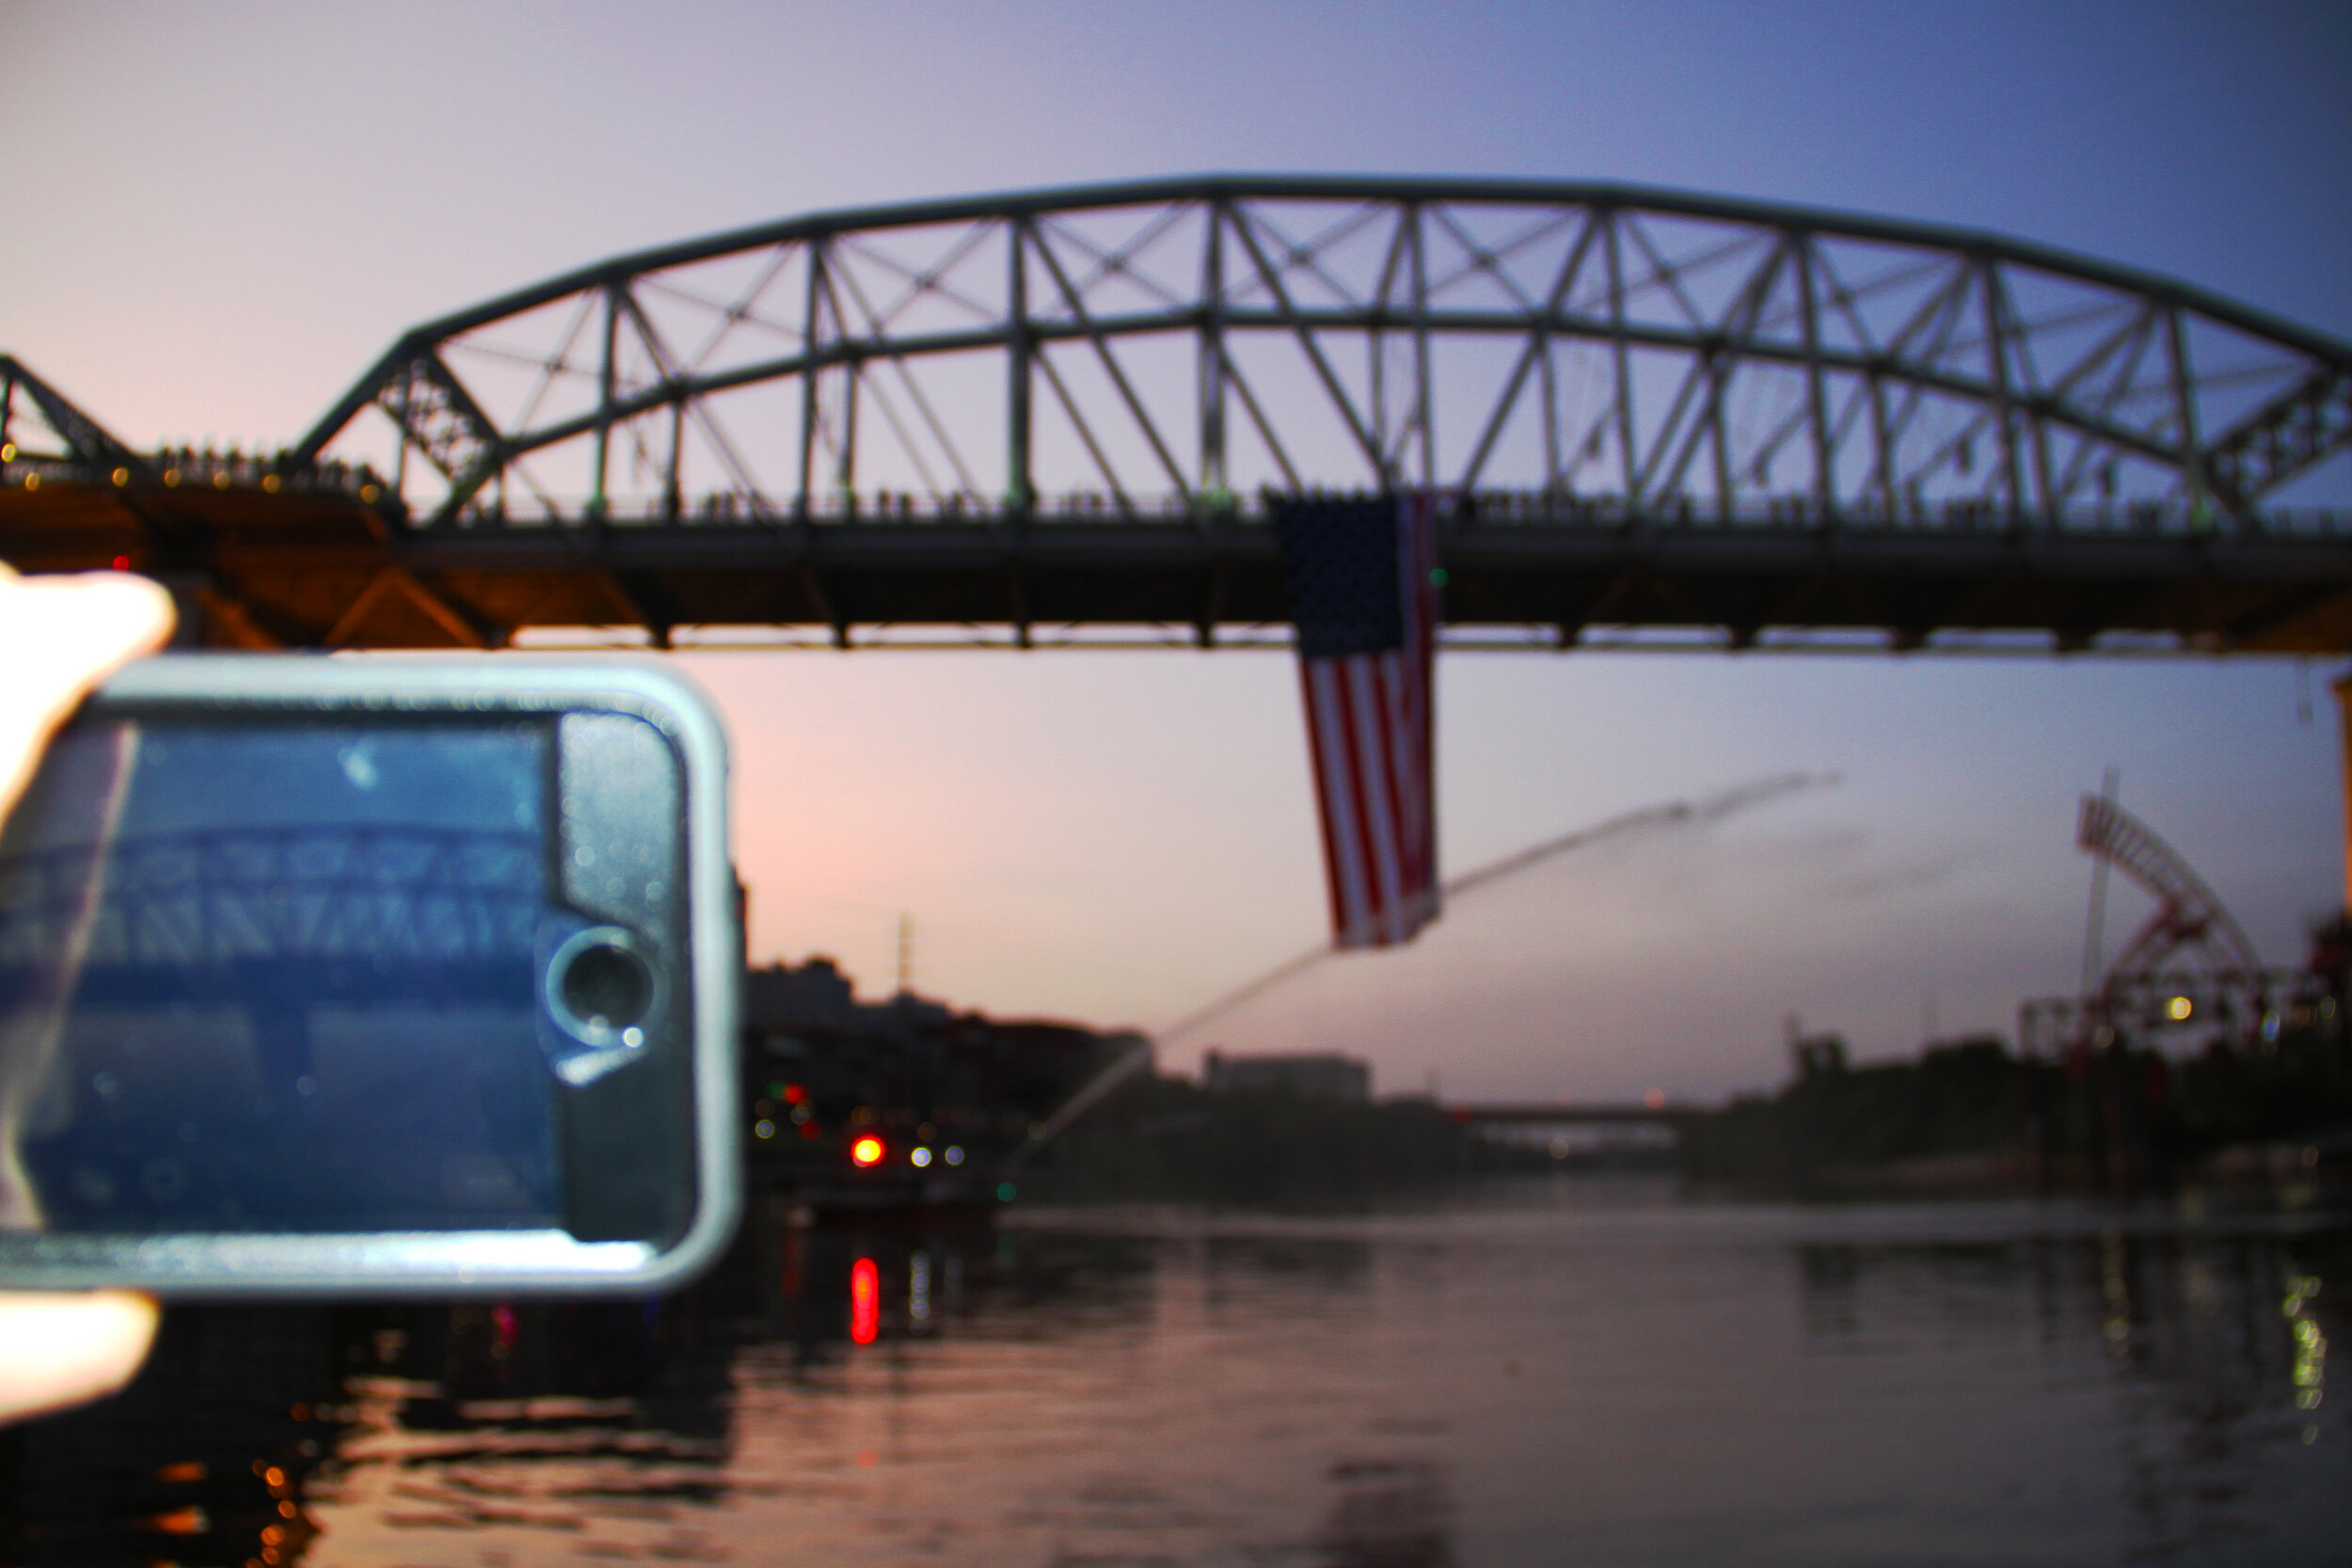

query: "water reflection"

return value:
[1320, 1457, 1454, 1568]
[1777, 1225, 2343, 1560]
[4, 1185, 2348, 1565]
[0, 1306, 343, 1566]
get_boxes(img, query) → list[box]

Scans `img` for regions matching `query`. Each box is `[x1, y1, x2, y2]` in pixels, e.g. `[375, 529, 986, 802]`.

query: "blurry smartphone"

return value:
[0, 656, 738, 1295]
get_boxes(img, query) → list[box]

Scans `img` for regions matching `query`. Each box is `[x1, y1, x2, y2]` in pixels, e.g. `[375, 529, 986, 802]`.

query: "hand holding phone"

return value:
[0, 635, 739, 1304]
[0, 563, 173, 1423]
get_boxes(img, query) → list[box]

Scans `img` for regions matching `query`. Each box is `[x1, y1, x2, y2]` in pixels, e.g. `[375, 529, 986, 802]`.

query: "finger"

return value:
[0, 568, 177, 820]
[0, 1290, 159, 1424]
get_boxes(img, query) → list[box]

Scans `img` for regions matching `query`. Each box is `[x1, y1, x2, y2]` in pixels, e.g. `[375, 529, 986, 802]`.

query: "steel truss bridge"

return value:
[0, 827, 540, 1009]
[4, 175, 2350, 652]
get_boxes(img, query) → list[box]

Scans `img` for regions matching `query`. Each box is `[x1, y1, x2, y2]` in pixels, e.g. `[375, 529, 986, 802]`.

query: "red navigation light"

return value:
[850, 1134, 886, 1168]
[849, 1257, 880, 1345]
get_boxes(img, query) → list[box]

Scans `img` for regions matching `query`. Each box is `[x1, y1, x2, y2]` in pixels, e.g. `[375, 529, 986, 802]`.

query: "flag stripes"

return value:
[1277, 493, 1440, 949]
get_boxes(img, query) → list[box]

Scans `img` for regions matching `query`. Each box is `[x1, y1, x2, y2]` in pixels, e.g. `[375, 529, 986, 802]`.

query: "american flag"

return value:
[1273, 493, 1442, 949]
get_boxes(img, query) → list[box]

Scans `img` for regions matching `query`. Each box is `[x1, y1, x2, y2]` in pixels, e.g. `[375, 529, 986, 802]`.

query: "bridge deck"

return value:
[6, 483, 2348, 653]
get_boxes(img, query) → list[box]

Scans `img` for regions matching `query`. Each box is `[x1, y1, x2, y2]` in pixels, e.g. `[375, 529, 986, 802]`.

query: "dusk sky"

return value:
[7, 2, 2349, 1101]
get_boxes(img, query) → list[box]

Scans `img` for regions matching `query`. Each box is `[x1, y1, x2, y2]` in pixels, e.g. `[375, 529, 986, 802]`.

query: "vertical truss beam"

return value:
[1602, 208, 1638, 503]
[1978, 258, 2026, 523]
[1199, 198, 1229, 499]
[1794, 233, 1836, 516]
[797, 240, 825, 520]
[1007, 217, 1033, 516]
[589, 281, 620, 521]
[1370, 210, 1405, 467]
[2166, 303, 2210, 525]
[1409, 200, 1433, 490]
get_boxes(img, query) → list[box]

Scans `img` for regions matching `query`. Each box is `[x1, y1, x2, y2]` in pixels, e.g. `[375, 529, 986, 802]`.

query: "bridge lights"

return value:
[2167, 996, 2195, 1022]
[850, 1134, 886, 1168]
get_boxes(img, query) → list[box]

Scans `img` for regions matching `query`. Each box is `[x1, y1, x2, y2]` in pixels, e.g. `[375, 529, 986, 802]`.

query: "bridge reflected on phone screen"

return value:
[0, 720, 562, 1232]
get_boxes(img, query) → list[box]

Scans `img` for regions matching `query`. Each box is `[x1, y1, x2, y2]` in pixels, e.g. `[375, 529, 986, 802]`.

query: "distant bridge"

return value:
[4, 175, 2348, 652]
[1447, 1101, 1705, 1129]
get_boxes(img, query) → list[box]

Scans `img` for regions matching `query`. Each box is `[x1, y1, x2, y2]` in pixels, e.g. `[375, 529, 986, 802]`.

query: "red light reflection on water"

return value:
[492, 1302, 519, 1362]
[850, 1258, 881, 1345]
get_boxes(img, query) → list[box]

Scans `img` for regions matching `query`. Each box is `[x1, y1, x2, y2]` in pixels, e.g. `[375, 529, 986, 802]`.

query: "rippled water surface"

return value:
[8, 1181, 2348, 1565]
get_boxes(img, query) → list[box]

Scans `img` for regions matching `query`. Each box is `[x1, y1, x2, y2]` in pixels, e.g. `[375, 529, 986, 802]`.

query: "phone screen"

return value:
[0, 719, 564, 1233]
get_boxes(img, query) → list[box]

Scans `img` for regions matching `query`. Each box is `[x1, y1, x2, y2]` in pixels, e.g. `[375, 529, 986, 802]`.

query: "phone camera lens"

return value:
[543, 926, 660, 1062]
[560, 939, 654, 1035]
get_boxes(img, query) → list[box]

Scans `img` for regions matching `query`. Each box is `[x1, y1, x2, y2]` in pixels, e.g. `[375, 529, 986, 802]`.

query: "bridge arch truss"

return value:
[304, 176, 2351, 538]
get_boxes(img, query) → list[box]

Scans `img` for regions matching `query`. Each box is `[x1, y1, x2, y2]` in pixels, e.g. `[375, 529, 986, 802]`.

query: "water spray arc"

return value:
[1002, 771, 1838, 1176]
[1158, 770, 1839, 1046]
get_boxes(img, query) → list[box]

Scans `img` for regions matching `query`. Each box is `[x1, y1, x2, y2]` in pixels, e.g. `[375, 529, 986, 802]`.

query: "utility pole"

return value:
[896, 912, 914, 997]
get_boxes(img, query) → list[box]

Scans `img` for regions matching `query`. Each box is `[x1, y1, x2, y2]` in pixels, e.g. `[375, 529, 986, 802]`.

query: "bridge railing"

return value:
[366, 483, 2352, 541]
[0, 447, 388, 505]
[13, 449, 2349, 544]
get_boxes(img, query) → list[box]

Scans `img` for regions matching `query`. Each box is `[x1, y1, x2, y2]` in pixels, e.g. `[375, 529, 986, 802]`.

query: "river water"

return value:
[6, 1180, 2347, 1566]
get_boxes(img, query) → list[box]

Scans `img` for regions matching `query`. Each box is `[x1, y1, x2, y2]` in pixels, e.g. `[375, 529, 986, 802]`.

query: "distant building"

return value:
[744, 957, 859, 1031]
[1201, 1051, 1371, 1102]
[735, 957, 1140, 1154]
